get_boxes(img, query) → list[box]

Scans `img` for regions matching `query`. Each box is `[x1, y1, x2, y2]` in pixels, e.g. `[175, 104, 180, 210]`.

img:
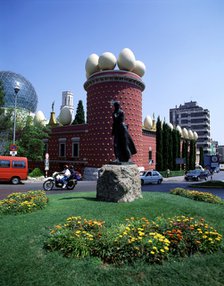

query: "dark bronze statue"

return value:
[112, 101, 137, 162]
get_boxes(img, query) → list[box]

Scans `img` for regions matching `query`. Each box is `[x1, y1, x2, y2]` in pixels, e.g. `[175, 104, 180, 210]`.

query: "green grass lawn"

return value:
[1, 191, 224, 286]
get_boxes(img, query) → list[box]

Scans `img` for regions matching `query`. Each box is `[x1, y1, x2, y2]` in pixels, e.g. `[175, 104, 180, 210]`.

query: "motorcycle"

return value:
[43, 171, 77, 191]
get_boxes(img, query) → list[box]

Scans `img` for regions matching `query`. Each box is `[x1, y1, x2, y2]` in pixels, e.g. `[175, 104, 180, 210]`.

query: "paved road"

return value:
[0, 172, 223, 200]
[0, 180, 97, 200]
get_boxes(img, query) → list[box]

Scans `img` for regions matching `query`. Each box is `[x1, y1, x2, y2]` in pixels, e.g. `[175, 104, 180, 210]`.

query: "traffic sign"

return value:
[10, 144, 17, 151]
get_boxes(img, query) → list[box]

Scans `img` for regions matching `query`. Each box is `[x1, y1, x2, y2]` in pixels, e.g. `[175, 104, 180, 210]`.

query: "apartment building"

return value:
[170, 101, 211, 154]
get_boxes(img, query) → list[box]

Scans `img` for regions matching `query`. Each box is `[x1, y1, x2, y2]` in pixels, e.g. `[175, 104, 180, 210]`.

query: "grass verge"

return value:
[190, 180, 224, 188]
[0, 191, 224, 286]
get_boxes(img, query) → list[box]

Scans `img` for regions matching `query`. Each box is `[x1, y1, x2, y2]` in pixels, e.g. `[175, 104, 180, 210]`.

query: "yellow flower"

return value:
[150, 251, 155, 255]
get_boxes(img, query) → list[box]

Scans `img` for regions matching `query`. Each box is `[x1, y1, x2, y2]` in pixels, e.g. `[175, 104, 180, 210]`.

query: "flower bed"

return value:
[44, 215, 223, 265]
[170, 188, 224, 204]
[0, 191, 48, 214]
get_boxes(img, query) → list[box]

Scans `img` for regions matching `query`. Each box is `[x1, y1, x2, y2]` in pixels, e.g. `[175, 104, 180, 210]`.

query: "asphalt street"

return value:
[0, 171, 223, 200]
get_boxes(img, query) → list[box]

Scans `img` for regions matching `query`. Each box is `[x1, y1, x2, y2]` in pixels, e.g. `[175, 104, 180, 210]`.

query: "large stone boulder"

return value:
[96, 164, 142, 202]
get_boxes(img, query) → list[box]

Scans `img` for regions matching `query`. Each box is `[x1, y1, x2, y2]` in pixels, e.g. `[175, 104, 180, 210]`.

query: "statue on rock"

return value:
[112, 101, 137, 162]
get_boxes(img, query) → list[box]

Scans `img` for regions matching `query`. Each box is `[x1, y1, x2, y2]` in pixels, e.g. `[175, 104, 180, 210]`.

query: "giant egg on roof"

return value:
[182, 128, 189, 139]
[167, 122, 174, 131]
[85, 53, 100, 76]
[98, 52, 117, 70]
[34, 110, 46, 125]
[188, 129, 194, 140]
[144, 115, 152, 130]
[59, 107, 72, 126]
[193, 131, 198, 140]
[132, 60, 146, 77]
[176, 125, 182, 136]
[117, 48, 136, 71]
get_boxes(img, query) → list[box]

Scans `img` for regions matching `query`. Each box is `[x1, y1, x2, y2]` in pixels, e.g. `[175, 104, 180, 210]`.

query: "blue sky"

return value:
[1, 0, 224, 144]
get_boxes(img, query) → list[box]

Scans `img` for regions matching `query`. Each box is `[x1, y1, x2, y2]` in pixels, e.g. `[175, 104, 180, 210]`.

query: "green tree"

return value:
[17, 116, 49, 160]
[0, 82, 14, 154]
[0, 81, 4, 108]
[72, 100, 85, 124]
[156, 117, 163, 171]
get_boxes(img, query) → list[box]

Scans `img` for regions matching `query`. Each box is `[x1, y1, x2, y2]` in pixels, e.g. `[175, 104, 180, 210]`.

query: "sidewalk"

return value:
[163, 175, 185, 182]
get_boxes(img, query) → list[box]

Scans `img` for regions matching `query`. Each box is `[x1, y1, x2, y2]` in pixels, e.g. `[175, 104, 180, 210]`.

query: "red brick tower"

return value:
[84, 70, 145, 168]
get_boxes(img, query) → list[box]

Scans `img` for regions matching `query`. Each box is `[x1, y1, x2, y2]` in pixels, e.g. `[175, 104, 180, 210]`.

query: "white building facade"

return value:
[170, 101, 211, 154]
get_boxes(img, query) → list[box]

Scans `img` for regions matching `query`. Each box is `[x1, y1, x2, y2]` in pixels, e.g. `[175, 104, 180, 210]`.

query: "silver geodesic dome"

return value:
[0, 71, 38, 113]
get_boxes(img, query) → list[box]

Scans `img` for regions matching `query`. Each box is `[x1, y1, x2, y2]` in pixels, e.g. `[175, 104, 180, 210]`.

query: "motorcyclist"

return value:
[60, 165, 71, 188]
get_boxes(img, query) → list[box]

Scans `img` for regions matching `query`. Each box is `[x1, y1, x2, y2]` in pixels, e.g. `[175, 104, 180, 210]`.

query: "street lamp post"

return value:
[12, 82, 20, 145]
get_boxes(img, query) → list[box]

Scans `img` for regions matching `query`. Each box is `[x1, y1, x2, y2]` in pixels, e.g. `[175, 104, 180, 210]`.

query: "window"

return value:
[148, 147, 153, 164]
[71, 137, 80, 158]
[58, 138, 66, 157]
[59, 143, 66, 157]
[0, 160, 10, 168]
[72, 143, 79, 158]
[13, 160, 26, 168]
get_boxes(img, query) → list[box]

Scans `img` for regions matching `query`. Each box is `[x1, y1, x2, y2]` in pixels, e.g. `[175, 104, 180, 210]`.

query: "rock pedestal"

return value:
[96, 164, 142, 203]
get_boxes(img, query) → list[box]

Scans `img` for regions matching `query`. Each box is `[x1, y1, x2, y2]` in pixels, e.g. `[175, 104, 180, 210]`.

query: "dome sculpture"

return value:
[59, 106, 72, 125]
[98, 52, 117, 70]
[143, 115, 152, 130]
[0, 71, 38, 113]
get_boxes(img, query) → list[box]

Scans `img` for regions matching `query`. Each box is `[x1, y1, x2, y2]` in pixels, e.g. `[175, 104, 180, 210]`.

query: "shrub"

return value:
[170, 188, 224, 204]
[0, 191, 48, 214]
[29, 168, 43, 177]
[44, 215, 223, 265]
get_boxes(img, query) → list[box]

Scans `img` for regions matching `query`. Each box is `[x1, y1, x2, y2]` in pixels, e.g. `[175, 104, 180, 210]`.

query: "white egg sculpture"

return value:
[34, 110, 46, 125]
[176, 125, 182, 136]
[85, 53, 100, 76]
[144, 115, 152, 130]
[193, 131, 198, 140]
[182, 128, 189, 139]
[98, 52, 117, 70]
[117, 48, 136, 71]
[188, 129, 194, 140]
[167, 122, 174, 131]
[132, 60, 146, 77]
[59, 107, 72, 125]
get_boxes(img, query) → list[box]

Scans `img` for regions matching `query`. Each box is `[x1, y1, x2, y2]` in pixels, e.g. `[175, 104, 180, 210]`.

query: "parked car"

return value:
[185, 169, 210, 181]
[140, 170, 163, 185]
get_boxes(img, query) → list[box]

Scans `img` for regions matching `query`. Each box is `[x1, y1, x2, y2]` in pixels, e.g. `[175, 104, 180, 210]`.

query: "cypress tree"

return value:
[199, 147, 204, 167]
[167, 126, 173, 170]
[72, 100, 85, 125]
[162, 122, 169, 170]
[172, 129, 181, 170]
[156, 117, 163, 171]
[189, 140, 195, 170]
